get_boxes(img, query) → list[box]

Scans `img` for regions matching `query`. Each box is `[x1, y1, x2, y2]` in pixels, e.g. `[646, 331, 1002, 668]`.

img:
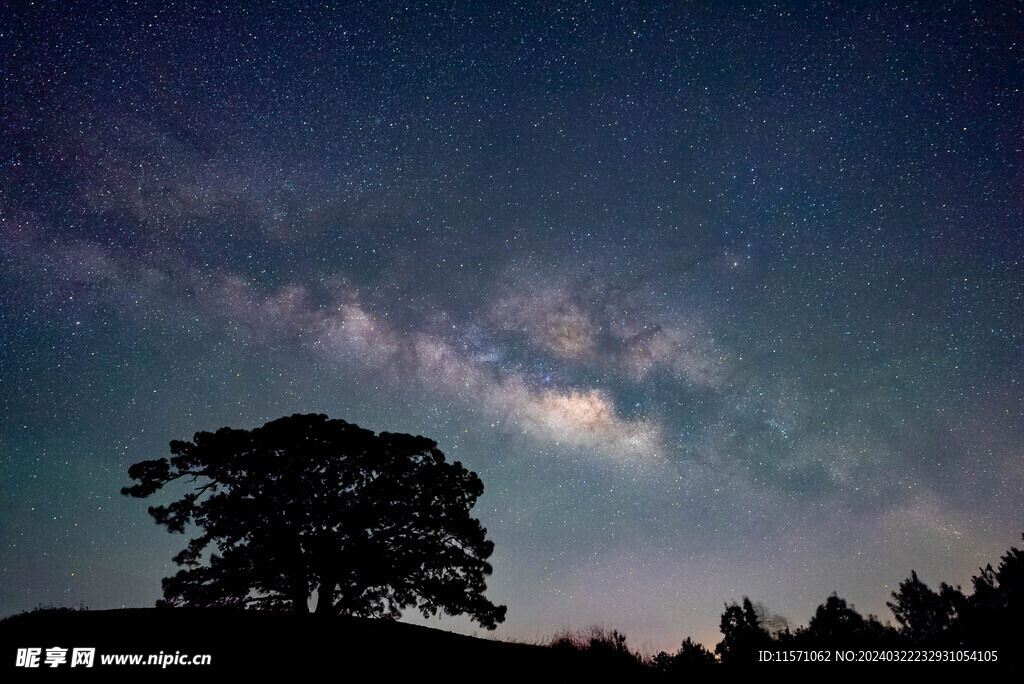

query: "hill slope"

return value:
[0, 607, 653, 676]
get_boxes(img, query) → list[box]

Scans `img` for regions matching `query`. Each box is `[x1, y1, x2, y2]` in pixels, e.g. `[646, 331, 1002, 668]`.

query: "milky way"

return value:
[2, 1, 1022, 652]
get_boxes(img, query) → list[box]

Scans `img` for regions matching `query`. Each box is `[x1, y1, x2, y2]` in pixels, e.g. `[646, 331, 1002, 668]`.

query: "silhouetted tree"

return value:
[715, 597, 772, 664]
[886, 570, 965, 644]
[676, 636, 717, 666]
[961, 535, 1024, 650]
[971, 536, 1024, 615]
[860, 613, 902, 647]
[123, 413, 507, 628]
[794, 592, 899, 648]
[804, 593, 865, 641]
[653, 636, 717, 673]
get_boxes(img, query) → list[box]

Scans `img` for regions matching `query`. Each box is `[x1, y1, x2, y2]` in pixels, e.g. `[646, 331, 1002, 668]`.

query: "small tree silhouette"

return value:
[715, 597, 772, 664]
[123, 413, 506, 628]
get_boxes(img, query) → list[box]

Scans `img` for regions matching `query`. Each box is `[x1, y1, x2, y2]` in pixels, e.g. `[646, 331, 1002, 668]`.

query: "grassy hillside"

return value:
[0, 607, 655, 676]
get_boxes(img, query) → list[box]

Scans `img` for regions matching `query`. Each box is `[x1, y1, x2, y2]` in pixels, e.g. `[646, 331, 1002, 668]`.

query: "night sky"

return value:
[2, 1, 1022, 653]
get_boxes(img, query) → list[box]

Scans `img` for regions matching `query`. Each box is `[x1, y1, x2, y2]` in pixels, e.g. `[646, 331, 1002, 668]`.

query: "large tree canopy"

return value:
[123, 413, 507, 629]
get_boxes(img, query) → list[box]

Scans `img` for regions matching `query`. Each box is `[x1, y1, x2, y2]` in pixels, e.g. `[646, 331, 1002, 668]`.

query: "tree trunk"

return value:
[315, 580, 336, 615]
[290, 533, 309, 614]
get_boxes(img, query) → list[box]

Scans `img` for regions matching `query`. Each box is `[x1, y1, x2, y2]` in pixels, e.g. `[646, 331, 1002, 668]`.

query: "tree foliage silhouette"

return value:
[970, 536, 1024, 619]
[806, 593, 866, 641]
[794, 592, 898, 648]
[956, 534, 1024, 650]
[715, 597, 771, 664]
[122, 413, 507, 629]
[653, 636, 717, 672]
[699, 536, 1024, 666]
[886, 571, 965, 643]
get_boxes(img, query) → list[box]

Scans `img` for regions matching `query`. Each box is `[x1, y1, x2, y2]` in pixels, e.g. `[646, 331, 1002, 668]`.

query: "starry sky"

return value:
[2, 0, 1022, 653]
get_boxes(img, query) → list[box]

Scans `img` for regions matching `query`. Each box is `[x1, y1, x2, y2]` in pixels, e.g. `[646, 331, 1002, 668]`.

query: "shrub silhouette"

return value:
[548, 625, 645, 673]
[653, 636, 717, 672]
